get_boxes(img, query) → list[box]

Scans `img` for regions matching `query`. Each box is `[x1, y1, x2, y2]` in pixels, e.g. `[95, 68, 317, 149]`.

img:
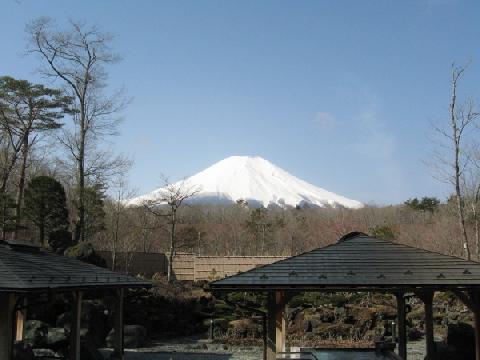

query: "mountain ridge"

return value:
[127, 156, 363, 209]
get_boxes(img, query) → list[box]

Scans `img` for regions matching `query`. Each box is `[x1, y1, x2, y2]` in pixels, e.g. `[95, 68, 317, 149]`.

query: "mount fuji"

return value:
[127, 156, 363, 209]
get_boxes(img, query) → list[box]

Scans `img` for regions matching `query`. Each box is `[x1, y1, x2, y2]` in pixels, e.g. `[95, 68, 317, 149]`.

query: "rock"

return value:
[46, 327, 68, 351]
[228, 319, 260, 337]
[106, 325, 147, 349]
[408, 327, 423, 341]
[33, 348, 61, 358]
[57, 301, 108, 348]
[304, 320, 312, 333]
[287, 307, 302, 322]
[24, 320, 48, 348]
[82, 301, 109, 348]
[12, 342, 35, 360]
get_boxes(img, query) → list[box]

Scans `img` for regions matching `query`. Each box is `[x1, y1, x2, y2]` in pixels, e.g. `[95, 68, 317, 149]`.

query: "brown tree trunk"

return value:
[75, 101, 86, 243]
[451, 68, 471, 260]
[167, 208, 176, 283]
[14, 136, 29, 240]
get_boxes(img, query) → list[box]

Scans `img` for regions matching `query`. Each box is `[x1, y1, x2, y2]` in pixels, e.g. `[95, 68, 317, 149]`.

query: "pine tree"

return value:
[0, 192, 16, 240]
[23, 176, 69, 247]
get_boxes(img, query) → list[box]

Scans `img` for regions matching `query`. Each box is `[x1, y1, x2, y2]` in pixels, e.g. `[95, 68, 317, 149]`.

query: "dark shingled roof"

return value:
[0, 241, 150, 292]
[210, 233, 480, 292]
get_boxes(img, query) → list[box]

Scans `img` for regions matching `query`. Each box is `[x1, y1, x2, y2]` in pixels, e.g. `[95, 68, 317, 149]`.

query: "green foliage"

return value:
[23, 176, 69, 246]
[48, 229, 73, 254]
[369, 225, 396, 240]
[0, 192, 16, 238]
[0, 76, 72, 130]
[65, 242, 106, 267]
[405, 197, 440, 213]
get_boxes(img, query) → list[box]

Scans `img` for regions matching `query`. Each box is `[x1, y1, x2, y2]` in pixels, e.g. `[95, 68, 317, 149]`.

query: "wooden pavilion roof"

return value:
[209, 232, 480, 292]
[0, 241, 150, 292]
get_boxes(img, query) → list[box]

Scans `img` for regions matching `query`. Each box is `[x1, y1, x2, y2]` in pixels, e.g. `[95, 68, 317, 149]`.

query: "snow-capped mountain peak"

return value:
[127, 156, 363, 209]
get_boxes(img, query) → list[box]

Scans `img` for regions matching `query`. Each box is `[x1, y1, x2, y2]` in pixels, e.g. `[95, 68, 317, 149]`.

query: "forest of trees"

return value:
[2, 18, 480, 274]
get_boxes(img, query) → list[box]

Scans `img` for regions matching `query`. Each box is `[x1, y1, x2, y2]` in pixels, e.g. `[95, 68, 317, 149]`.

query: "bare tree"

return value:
[105, 176, 134, 271]
[26, 17, 127, 243]
[432, 63, 479, 260]
[142, 177, 199, 282]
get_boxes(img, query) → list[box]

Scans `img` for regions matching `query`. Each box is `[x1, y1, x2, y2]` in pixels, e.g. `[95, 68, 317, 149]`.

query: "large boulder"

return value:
[24, 320, 48, 348]
[46, 327, 68, 351]
[106, 325, 147, 349]
[32, 349, 62, 358]
[228, 319, 261, 337]
[56, 300, 108, 348]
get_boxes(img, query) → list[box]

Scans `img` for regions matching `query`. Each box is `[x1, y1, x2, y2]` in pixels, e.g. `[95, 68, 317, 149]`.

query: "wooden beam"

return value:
[262, 313, 267, 360]
[69, 291, 83, 360]
[15, 309, 25, 341]
[396, 293, 407, 360]
[0, 293, 15, 360]
[113, 288, 125, 360]
[418, 291, 435, 360]
[471, 291, 480, 360]
[275, 291, 286, 354]
[453, 289, 480, 360]
[15, 296, 27, 341]
[266, 291, 287, 360]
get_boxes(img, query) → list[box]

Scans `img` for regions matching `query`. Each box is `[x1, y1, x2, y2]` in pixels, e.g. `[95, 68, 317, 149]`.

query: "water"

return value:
[311, 350, 393, 360]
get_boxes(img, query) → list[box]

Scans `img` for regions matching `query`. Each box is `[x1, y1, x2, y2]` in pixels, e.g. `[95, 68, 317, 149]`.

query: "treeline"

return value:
[94, 195, 480, 262]
[0, 18, 127, 252]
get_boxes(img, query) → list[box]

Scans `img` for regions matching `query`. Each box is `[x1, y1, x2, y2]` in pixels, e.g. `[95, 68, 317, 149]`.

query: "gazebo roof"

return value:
[0, 241, 150, 292]
[210, 232, 480, 292]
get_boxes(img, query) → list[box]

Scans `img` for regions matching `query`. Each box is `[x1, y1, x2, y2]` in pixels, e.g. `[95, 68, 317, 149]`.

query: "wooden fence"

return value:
[98, 250, 286, 281]
[97, 251, 167, 277]
[193, 255, 286, 281]
[170, 253, 196, 281]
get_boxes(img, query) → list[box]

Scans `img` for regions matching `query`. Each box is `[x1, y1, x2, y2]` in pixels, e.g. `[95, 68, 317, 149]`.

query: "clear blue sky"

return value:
[2, 0, 480, 204]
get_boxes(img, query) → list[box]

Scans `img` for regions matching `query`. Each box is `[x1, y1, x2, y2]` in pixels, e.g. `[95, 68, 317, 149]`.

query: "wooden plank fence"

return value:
[193, 256, 287, 281]
[98, 250, 287, 281]
[97, 251, 167, 277]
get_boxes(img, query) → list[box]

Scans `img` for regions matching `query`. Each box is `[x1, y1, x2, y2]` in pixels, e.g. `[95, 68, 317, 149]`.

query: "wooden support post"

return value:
[113, 288, 125, 360]
[263, 313, 267, 360]
[267, 291, 286, 360]
[474, 309, 480, 360]
[418, 291, 435, 360]
[453, 289, 480, 360]
[396, 292, 407, 360]
[471, 291, 480, 360]
[424, 292, 435, 360]
[275, 291, 286, 354]
[15, 297, 27, 341]
[0, 293, 16, 360]
[69, 291, 83, 360]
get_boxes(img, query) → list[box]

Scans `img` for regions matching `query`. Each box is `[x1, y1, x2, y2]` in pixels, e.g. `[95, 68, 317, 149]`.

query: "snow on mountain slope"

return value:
[127, 156, 363, 209]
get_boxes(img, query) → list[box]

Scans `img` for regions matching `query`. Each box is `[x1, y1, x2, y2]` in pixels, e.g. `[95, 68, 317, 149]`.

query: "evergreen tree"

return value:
[78, 184, 106, 240]
[0, 192, 16, 240]
[0, 76, 72, 236]
[23, 176, 69, 247]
